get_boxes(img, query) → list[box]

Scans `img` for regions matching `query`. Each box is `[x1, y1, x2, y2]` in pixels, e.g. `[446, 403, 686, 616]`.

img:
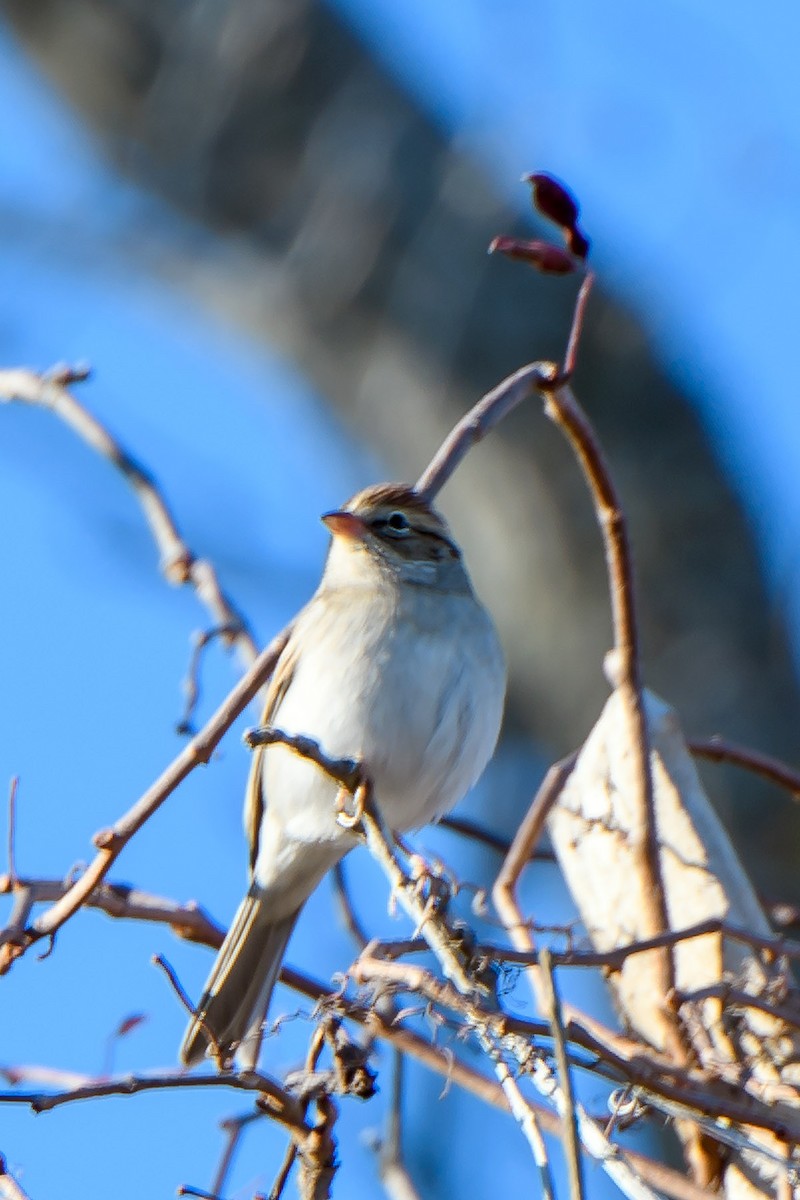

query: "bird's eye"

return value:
[386, 511, 410, 533]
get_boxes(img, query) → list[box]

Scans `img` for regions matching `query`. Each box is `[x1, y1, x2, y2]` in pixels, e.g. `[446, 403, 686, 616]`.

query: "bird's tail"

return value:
[179, 890, 299, 1069]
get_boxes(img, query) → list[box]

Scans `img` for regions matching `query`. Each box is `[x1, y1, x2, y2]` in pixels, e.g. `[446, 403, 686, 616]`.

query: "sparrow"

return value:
[180, 483, 506, 1068]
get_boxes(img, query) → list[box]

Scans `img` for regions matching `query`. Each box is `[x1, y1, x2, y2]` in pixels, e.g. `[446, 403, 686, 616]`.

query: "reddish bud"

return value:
[524, 173, 591, 261]
[526, 173, 578, 225]
[489, 236, 576, 275]
[115, 1012, 147, 1039]
[567, 228, 590, 262]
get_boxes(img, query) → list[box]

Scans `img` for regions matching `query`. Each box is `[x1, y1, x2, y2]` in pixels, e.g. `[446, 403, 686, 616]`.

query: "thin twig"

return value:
[353, 954, 799, 1138]
[211, 1110, 263, 1199]
[540, 948, 584, 1200]
[0, 1069, 306, 1126]
[244, 727, 361, 791]
[562, 271, 595, 379]
[0, 366, 259, 670]
[690, 736, 800, 799]
[438, 813, 554, 861]
[0, 625, 291, 974]
[294, 1091, 338, 1200]
[373, 1051, 422, 1200]
[414, 361, 554, 501]
[178, 623, 244, 735]
[351, 863, 671, 1200]
[6, 868, 798, 1107]
[268, 1026, 328, 1200]
[358, 804, 478, 998]
[332, 862, 370, 951]
[153, 954, 226, 1066]
[0, 874, 226, 947]
[538, 375, 684, 1059]
[0, 871, 714, 1099]
[675, 984, 800, 1031]
[267, 1143, 296, 1200]
[493, 754, 578, 1010]
[152, 954, 203, 1021]
[6, 779, 18, 887]
[474, 917, 800, 968]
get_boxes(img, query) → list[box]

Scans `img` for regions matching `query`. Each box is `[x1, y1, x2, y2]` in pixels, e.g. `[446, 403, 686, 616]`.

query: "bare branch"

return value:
[0, 909, 719, 1200]
[0, 625, 290, 974]
[6, 779, 18, 887]
[0, 366, 259, 670]
[0, 874, 225, 947]
[493, 754, 578, 1011]
[151, 952, 228, 1074]
[0, 1069, 305, 1126]
[414, 361, 555, 501]
[210, 1110, 262, 1198]
[537, 375, 686, 1061]
[332, 862, 370, 951]
[562, 271, 595, 379]
[690, 736, 800, 799]
[372, 1052, 423, 1200]
[540, 949, 583, 1200]
[178, 623, 245, 736]
[268, 1138, 299, 1200]
[477, 918, 800, 969]
[267, 1026, 328, 1200]
[244, 727, 361, 792]
[353, 953, 799, 1138]
[438, 813, 555, 861]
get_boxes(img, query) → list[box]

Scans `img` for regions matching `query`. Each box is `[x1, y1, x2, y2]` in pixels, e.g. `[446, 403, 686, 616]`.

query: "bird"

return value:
[179, 482, 506, 1069]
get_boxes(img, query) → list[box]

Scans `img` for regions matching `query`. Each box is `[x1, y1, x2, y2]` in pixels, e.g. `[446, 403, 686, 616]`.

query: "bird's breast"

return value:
[261, 585, 504, 837]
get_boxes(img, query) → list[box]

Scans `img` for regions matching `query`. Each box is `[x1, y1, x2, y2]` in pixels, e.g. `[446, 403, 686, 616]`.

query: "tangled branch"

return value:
[3, 172, 800, 1200]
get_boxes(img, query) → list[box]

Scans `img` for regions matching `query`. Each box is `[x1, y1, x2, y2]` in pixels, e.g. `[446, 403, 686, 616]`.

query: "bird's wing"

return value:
[243, 632, 300, 877]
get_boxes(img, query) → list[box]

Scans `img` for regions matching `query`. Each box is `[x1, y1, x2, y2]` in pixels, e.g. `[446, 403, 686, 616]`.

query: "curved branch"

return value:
[0, 625, 290, 973]
[414, 361, 554, 500]
[0, 1068, 304, 1125]
[537, 377, 685, 1059]
[690, 736, 800, 798]
[0, 366, 259, 669]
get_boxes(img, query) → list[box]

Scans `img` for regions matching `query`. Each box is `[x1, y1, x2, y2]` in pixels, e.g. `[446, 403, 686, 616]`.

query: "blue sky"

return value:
[1, 5, 797, 1197]
[332, 0, 800, 644]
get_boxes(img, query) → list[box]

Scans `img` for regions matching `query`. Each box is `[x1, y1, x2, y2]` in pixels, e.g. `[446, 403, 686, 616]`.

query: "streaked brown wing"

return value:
[243, 634, 299, 877]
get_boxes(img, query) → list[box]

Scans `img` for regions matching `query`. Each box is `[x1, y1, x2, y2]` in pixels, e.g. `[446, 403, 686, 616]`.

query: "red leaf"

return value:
[524, 173, 591, 261]
[115, 1012, 147, 1039]
[489, 236, 576, 275]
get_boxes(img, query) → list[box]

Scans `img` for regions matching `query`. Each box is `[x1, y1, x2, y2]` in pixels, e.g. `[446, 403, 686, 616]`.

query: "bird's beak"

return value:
[322, 510, 368, 541]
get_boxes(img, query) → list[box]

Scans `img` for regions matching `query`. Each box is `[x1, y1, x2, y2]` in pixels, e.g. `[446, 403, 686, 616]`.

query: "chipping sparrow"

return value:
[180, 483, 506, 1068]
